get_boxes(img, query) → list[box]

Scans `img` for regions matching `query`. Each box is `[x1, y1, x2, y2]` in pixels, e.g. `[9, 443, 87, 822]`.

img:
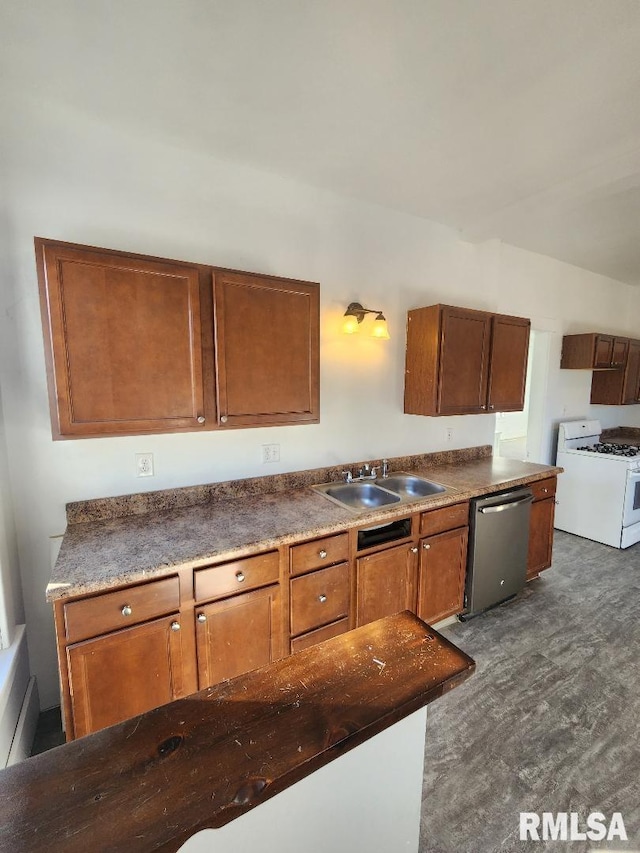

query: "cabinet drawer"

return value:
[530, 477, 556, 502]
[420, 502, 469, 536]
[290, 618, 350, 654]
[64, 576, 180, 644]
[290, 532, 349, 577]
[194, 551, 279, 603]
[290, 562, 350, 637]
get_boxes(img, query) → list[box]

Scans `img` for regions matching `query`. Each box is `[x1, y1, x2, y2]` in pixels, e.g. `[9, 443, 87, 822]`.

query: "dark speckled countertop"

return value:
[600, 427, 640, 446]
[48, 448, 562, 601]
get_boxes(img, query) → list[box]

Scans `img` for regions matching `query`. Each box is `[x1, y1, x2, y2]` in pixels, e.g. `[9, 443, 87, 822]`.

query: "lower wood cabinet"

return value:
[195, 584, 281, 688]
[290, 562, 350, 639]
[355, 543, 418, 627]
[417, 526, 468, 625]
[526, 477, 557, 580]
[55, 483, 557, 740]
[290, 618, 350, 653]
[67, 613, 186, 739]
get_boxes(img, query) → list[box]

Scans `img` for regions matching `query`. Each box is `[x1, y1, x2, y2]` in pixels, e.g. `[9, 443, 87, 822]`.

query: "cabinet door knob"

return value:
[481, 405, 487, 410]
[318, 594, 327, 603]
[197, 415, 205, 424]
[423, 543, 431, 550]
[121, 605, 132, 617]
[542, 488, 548, 493]
[410, 547, 418, 553]
[220, 415, 228, 424]
[170, 621, 181, 632]
[318, 549, 328, 559]
[489, 404, 495, 410]
[235, 571, 245, 582]
[197, 613, 206, 623]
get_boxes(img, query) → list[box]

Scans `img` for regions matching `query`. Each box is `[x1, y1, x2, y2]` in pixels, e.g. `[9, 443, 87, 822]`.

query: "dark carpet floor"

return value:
[421, 530, 640, 852]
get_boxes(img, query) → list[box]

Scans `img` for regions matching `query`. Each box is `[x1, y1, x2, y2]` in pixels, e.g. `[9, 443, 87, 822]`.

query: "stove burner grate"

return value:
[576, 442, 640, 457]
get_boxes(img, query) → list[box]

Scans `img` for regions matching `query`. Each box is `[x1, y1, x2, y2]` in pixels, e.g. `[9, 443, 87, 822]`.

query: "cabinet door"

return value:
[623, 340, 640, 404]
[593, 335, 614, 368]
[36, 239, 207, 437]
[526, 498, 555, 579]
[437, 307, 492, 415]
[355, 544, 417, 627]
[487, 315, 530, 412]
[213, 269, 319, 427]
[67, 614, 185, 738]
[417, 527, 468, 625]
[195, 584, 280, 689]
[612, 337, 629, 368]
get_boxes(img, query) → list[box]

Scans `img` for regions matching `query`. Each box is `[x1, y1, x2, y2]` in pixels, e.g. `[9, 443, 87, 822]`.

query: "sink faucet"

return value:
[381, 458, 389, 479]
[356, 463, 378, 480]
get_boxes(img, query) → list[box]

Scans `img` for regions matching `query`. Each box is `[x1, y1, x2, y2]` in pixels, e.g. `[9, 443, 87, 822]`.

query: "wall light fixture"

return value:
[342, 302, 390, 339]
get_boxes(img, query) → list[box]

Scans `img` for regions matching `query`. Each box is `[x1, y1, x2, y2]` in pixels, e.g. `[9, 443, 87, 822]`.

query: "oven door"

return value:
[623, 470, 640, 528]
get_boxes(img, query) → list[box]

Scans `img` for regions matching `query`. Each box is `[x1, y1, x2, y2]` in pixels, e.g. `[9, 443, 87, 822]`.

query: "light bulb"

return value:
[342, 315, 360, 334]
[371, 314, 390, 339]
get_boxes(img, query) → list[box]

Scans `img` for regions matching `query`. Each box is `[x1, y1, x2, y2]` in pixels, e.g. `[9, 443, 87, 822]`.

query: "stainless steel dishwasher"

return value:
[463, 486, 533, 618]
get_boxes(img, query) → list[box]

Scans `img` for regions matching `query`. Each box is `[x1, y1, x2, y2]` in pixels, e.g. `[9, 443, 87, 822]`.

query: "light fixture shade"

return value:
[342, 314, 360, 334]
[371, 313, 390, 339]
[342, 301, 389, 338]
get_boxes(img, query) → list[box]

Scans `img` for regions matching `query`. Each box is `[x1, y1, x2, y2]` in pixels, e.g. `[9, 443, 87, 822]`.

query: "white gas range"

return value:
[555, 419, 640, 549]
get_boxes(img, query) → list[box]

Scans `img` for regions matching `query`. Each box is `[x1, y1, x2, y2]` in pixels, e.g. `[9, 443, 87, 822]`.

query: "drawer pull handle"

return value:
[197, 613, 206, 623]
[410, 547, 418, 553]
[318, 594, 327, 603]
[318, 549, 328, 559]
[170, 621, 181, 632]
[236, 571, 245, 583]
[423, 543, 431, 550]
[121, 605, 132, 617]
[542, 488, 548, 494]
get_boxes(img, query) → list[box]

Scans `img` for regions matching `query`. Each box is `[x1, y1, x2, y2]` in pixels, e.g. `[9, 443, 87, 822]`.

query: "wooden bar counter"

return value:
[0, 612, 474, 853]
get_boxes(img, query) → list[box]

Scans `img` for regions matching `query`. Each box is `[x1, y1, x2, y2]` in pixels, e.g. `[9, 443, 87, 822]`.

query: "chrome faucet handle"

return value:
[370, 466, 378, 478]
[381, 458, 389, 478]
[341, 470, 353, 483]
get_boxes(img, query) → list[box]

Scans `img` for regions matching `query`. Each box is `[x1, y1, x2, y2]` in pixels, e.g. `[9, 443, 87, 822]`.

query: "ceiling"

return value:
[3, 0, 640, 284]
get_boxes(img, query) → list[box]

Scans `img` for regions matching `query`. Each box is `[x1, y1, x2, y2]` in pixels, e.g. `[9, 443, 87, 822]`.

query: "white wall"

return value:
[1, 89, 639, 708]
[0, 253, 24, 649]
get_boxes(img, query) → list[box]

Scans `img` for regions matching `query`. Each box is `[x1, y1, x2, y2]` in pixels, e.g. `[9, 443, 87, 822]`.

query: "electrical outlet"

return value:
[446, 428, 454, 442]
[135, 452, 154, 477]
[261, 443, 280, 464]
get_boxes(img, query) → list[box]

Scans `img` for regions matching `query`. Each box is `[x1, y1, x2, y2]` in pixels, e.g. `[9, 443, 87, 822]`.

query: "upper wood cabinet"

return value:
[590, 338, 640, 405]
[213, 269, 319, 427]
[36, 239, 211, 438]
[560, 332, 629, 370]
[404, 304, 530, 416]
[561, 331, 640, 405]
[36, 239, 320, 438]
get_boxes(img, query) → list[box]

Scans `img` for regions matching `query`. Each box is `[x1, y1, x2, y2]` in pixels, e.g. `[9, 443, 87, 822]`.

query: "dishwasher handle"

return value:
[479, 494, 534, 514]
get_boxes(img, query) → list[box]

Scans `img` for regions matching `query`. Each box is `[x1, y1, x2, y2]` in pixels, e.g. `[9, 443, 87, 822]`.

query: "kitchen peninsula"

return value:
[48, 445, 561, 739]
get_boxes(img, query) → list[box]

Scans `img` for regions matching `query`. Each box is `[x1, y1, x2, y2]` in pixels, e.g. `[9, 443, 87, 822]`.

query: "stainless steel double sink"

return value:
[312, 472, 450, 511]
